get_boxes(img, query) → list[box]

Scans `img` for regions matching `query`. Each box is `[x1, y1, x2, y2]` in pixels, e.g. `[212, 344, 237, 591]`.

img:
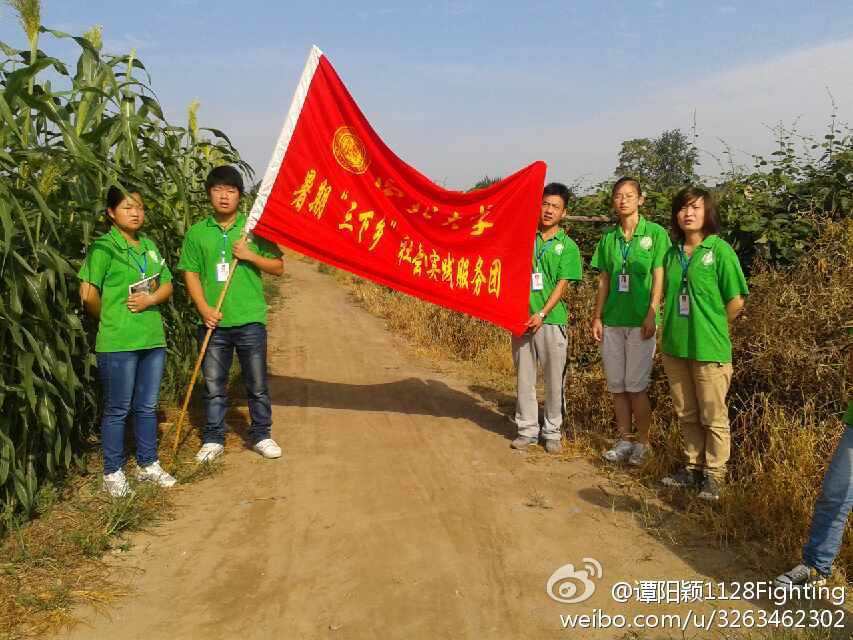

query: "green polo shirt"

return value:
[661, 235, 748, 363]
[77, 227, 172, 353]
[177, 213, 282, 327]
[845, 326, 853, 426]
[590, 216, 671, 327]
[529, 228, 582, 325]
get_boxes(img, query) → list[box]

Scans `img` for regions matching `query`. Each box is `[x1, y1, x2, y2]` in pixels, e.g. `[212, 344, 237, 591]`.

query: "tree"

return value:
[615, 138, 655, 185]
[615, 129, 698, 190]
[469, 175, 501, 191]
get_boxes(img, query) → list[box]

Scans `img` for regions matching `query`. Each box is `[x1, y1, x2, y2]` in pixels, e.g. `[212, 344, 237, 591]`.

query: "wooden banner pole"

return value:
[171, 244, 244, 455]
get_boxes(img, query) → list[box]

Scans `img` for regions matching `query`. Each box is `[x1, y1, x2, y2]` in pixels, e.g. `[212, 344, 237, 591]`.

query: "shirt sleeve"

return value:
[78, 243, 111, 289]
[717, 242, 749, 303]
[557, 239, 583, 281]
[652, 227, 671, 268]
[589, 235, 606, 273]
[250, 233, 283, 259]
[177, 228, 201, 273]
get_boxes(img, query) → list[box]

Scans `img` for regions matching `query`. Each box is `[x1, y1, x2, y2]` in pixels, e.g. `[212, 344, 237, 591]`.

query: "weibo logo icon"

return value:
[545, 557, 603, 604]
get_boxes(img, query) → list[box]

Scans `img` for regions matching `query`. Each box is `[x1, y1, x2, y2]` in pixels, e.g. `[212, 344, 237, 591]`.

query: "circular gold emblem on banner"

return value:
[332, 126, 371, 174]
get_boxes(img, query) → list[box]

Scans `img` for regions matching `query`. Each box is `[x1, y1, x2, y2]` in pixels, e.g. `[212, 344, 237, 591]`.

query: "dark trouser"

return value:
[96, 348, 166, 474]
[198, 323, 272, 445]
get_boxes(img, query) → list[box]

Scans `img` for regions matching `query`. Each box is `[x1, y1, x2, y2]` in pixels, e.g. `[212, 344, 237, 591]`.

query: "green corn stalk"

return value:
[0, 15, 252, 522]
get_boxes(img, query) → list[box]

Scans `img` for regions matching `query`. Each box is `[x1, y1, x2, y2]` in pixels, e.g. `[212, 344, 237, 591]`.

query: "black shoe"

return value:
[698, 474, 722, 501]
[661, 468, 701, 489]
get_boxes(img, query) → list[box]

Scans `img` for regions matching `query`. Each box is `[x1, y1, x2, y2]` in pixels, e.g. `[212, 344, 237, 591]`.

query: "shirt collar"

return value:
[537, 227, 565, 242]
[616, 215, 646, 241]
[207, 213, 246, 232]
[679, 234, 718, 251]
[108, 225, 126, 248]
[699, 234, 718, 249]
[108, 226, 146, 254]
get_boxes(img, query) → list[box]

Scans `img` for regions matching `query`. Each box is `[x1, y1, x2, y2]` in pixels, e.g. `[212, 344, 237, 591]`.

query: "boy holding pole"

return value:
[178, 166, 284, 462]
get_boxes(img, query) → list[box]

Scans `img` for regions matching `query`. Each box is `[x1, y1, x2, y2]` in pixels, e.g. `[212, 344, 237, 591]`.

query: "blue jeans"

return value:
[803, 424, 853, 576]
[96, 348, 166, 475]
[198, 323, 272, 445]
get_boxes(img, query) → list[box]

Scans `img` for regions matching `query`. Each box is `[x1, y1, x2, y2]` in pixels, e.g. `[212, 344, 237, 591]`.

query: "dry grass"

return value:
[0, 418, 222, 640]
[324, 219, 853, 584]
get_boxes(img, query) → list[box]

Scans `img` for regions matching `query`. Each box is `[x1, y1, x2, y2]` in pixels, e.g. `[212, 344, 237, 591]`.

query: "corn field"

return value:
[0, 4, 251, 522]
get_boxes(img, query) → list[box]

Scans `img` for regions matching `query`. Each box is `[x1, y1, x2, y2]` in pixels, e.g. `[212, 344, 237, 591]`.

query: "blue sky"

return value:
[2, 1, 852, 190]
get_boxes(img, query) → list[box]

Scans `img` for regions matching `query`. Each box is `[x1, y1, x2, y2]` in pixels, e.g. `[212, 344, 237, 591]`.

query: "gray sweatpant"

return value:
[511, 324, 568, 441]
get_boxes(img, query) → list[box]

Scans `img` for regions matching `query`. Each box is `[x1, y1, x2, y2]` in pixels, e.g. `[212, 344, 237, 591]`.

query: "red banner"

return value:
[248, 46, 546, 334]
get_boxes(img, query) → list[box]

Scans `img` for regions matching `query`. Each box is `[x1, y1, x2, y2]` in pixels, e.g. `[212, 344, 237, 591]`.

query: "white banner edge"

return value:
[244, 44, 324, 235]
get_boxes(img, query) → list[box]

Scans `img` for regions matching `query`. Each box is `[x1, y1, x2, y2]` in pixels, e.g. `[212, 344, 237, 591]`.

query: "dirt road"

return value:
[62, 258, 753, 640]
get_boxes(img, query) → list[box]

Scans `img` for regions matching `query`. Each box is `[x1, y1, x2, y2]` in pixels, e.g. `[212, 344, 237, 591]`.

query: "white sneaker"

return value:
[103, 469, 131, 497]
[252, 438, 282, 459]
[628, 443, 649, 466]
[603, 439, 635, 463]
[136, 461, 177, 488]
[774, 563, 828, 589]
[195, 442, 224, 463]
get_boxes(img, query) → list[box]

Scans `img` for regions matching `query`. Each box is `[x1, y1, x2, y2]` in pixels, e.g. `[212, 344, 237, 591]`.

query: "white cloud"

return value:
[397, 36, 853, 188]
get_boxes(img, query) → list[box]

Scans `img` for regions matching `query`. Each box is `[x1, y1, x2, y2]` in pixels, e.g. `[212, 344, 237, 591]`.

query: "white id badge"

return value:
[617, 273, 630, 293]
[216, 261, 230, 282]
[679, 293, 690, 316]
[531, 272, 544, 291]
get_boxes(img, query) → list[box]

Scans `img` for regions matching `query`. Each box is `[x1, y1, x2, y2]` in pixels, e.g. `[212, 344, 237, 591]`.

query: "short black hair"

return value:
[542, 182, 572, 208]
[670, 186, 721, 242]
[205, 165, 244, 195]
[611, 176, 642, 198]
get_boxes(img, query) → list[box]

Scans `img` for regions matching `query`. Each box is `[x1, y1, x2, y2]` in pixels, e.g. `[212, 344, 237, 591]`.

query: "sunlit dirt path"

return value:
[61, 258, 755, 640]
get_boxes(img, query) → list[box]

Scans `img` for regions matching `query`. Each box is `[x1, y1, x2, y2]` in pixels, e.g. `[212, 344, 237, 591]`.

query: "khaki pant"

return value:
[512, 324, 568, 441]
[662, 354, 733, 479]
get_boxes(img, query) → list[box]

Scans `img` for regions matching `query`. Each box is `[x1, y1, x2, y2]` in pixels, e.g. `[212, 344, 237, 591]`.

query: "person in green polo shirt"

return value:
[659, 186, 748, 501]
[776, 320, 853, 589]
[178, 166, 284, 463]
[591, 177, 670, 467]
[511, 182, 583, 454]
[79, 186, 177, 497]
